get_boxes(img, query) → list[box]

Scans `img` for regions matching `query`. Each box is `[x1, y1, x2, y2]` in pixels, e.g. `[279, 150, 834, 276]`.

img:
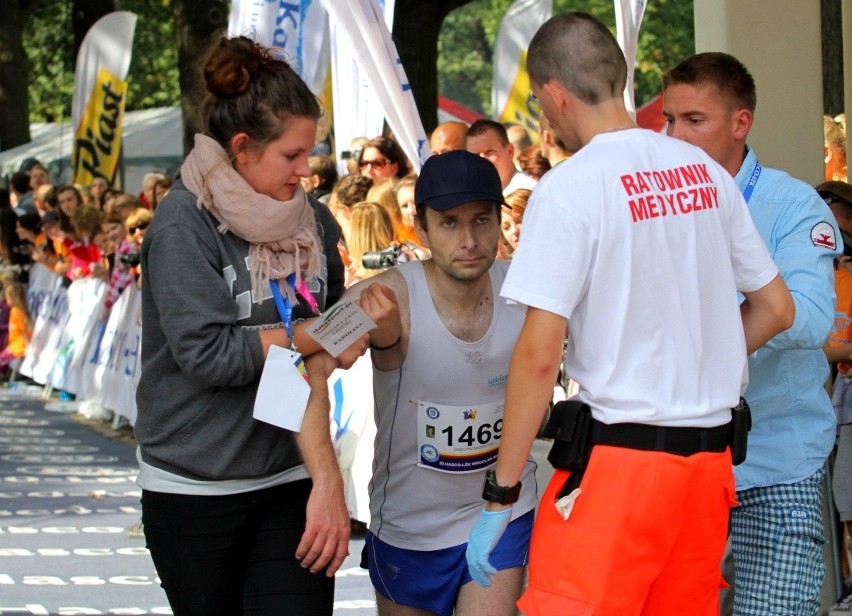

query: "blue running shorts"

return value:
[361, 509, 534, 616]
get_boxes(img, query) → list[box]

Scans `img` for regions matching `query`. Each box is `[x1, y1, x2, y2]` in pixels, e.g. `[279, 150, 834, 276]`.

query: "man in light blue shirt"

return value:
[663, 52, 840, 616]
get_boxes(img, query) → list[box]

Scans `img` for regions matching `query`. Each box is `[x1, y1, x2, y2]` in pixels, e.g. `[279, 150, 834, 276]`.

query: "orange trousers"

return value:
[519, 445, 736, 616]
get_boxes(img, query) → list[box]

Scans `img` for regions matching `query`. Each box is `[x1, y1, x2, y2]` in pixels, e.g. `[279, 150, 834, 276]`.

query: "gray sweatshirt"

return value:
[135, 178, 344, 480]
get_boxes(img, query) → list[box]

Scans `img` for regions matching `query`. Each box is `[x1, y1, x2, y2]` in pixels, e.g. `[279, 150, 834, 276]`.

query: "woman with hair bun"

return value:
[134, 36, 394, 615]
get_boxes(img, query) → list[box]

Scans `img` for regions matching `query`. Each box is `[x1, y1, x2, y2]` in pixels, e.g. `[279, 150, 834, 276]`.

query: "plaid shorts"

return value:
[730, 468, 827, 616]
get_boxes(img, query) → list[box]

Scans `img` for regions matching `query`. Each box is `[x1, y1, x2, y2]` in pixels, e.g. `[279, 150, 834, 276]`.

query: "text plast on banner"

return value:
[73, 67, 128, 186]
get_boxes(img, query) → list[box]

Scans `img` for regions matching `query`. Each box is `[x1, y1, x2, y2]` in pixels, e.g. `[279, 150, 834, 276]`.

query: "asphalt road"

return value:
[0, 387, 377, 615]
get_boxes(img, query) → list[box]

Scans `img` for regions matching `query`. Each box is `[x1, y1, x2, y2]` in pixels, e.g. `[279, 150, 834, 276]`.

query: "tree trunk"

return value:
[393, 0, 473, 134]
[72, 0, 115, 60]
[821, 0, 844, 116]
[0, 1, 32, 151]
[172, 0, 229, 156]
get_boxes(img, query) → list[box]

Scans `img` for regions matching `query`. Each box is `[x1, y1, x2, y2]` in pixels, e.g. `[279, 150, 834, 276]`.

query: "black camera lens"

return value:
[119, 252, 141, 268]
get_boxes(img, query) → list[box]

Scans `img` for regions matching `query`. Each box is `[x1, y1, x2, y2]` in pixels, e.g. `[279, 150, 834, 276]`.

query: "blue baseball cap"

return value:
[415, 150, 505, 211]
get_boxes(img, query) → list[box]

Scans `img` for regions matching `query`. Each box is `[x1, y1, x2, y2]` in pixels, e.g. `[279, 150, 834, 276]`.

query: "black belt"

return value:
[555, 419, 731, 499]
[590, 419, 731, 456]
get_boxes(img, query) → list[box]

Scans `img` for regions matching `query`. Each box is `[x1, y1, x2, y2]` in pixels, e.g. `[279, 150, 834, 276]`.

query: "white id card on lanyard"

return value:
[253, 345, 311, 431]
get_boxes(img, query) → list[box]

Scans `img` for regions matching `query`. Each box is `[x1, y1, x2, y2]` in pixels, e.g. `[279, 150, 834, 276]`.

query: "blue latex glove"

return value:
[465, 506, 512, 587]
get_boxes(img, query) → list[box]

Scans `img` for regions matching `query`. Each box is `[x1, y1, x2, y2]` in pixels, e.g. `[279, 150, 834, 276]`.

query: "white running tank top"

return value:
[370, 260, 537, 550]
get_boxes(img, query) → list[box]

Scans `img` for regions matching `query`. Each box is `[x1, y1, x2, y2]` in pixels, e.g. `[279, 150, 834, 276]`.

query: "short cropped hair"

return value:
[527, 12, 627, 105]
[466, 119, 510, 146]
[662, 52, 757, 113]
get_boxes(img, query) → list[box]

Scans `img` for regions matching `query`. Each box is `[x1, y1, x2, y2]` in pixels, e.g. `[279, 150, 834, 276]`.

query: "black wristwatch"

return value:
[482, 470, 521, 505]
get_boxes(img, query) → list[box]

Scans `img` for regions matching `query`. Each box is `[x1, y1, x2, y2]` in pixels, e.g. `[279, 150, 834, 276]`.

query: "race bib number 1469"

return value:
[416, 399, 503, 473]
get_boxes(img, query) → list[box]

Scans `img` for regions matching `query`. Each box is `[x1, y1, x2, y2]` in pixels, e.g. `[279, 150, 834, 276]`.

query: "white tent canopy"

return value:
[0, 106, 183, 194]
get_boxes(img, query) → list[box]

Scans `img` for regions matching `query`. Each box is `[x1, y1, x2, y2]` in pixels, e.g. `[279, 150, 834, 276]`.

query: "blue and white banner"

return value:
[614, 0, 648, 117]
[93, 285, 142, 426]
[21, 272, 142, 426]
[228, 0, 330, 96]
[492, 0, 552, 138]
[321, 0, 429, 172]
[50, 278, 107, 395]
[20, 265, 69, 385]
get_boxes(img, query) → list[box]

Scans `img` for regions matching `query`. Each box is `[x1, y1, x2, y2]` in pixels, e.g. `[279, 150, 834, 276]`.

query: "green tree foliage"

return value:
[125, 0, 180, 110]
[438, 0, 694, 115]
[437, 0, 512, 116]
[15, 0, 693, 142]
[22, 0, 179, 124]
[23, 2, 74, 123]
[634, 1, 695, 105]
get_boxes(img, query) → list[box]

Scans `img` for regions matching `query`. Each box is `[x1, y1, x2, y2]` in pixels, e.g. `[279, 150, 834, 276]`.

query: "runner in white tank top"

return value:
[345, 151, 537, 616]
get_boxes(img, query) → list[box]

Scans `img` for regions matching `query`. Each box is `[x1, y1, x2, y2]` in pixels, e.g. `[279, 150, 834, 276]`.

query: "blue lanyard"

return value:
[270, 274, 297, 339]
[742, 160, 762, 204]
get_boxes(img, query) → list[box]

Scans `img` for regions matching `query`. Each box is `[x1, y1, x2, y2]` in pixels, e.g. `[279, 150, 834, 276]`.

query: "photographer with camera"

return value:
[347, 150, 537, 616]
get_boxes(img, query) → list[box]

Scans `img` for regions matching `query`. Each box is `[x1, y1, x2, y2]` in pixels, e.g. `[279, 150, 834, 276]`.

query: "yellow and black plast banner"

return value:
[73, 66, 128, 187]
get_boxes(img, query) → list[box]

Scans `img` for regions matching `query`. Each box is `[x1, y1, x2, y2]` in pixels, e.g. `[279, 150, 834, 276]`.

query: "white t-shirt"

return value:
[504, 170, 537, 196]
[503, 128, 778, 428]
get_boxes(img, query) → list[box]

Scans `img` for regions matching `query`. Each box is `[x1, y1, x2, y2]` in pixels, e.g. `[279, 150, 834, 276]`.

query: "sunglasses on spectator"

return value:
[359, 158, 392, 170]
[819, 192, 851, 208]
[129, 221, 150, 234]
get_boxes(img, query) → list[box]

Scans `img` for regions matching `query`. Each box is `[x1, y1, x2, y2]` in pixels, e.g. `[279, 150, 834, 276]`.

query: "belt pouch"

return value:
[542, 400, 593, 470]
[730, 397, 751, 465]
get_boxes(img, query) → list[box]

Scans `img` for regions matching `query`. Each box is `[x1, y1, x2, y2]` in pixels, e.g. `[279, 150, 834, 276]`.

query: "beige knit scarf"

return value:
[181, 133, 322, 305]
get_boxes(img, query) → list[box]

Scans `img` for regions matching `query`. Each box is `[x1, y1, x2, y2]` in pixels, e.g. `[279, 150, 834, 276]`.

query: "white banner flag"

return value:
[322, 0, 429, 172]
[228, 0, 330, 96]
[614, 0, 648, 117]
[329, 18, 384, 175]
[492, 0, 552, 137]
[71, 12, 137, 186]
[71, 12, 137, 133]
